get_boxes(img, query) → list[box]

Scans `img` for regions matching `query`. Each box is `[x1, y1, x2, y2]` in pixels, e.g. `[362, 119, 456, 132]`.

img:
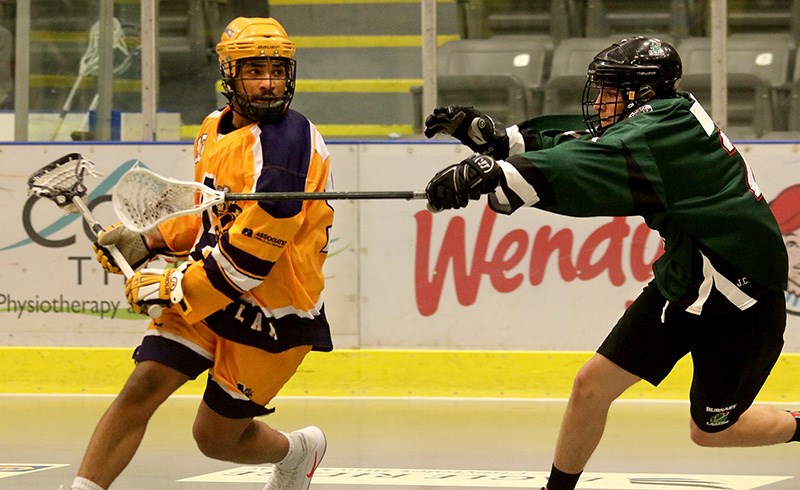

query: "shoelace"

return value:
[272, 460, 306, 487]
[269, 437, 309, 488]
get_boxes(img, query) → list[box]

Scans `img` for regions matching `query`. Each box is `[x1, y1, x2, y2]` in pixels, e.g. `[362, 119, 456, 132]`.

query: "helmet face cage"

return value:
[216, 17, 297, 122]
[582, 74, 635, 137]
[219, 56, 296, 121]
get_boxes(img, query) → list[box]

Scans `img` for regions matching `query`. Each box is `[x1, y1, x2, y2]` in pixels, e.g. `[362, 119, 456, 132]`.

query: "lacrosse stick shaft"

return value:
[78, 93, 100, 134]
[51, 75, 84, 140]
[111, 167, 429, 233]
[224, 190, 428, 201]
[70, 196, 162, 318]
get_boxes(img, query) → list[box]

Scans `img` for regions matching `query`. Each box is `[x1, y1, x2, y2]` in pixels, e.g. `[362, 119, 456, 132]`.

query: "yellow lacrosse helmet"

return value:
[216, 17, 297, 120]
[217, 17, 296, 77]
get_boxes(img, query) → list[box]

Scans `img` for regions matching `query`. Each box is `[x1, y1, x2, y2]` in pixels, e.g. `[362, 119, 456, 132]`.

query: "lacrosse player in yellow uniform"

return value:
[74, 17, 331, 490]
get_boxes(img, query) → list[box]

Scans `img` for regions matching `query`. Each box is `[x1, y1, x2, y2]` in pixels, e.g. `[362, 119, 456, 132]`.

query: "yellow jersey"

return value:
[158, 106, 333, 350]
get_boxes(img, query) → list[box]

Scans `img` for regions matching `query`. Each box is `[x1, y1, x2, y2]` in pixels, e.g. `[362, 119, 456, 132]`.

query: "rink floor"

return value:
[0, 395, 797, 490]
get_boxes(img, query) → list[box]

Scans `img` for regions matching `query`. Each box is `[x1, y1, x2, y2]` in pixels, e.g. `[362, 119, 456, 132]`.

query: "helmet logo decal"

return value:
[648, 40, 665, 57]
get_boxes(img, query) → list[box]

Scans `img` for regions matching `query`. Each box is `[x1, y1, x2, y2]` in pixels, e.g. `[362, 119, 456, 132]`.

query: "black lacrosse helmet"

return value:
[582, 36, 682, 136]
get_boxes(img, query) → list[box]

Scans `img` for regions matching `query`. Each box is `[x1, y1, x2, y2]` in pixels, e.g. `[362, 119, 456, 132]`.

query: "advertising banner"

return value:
[0, 142, 797, 351]
[358, 142, 800, 351]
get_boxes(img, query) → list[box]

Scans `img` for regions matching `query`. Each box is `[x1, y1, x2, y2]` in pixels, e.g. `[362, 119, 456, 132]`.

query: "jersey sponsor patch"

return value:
[241, 227, 287, 248]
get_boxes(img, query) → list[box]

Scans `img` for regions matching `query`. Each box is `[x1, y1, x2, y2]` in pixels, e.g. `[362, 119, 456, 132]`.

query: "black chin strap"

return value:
[219, 108, 240, 133]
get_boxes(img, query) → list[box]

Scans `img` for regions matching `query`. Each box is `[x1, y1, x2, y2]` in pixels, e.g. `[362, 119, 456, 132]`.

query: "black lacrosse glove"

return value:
[423, 105, 510, 159]
[426, 154, 502, 212]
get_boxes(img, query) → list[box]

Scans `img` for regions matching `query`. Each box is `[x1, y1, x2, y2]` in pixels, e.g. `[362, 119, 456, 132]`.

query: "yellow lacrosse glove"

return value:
[124, 266, 185, 315]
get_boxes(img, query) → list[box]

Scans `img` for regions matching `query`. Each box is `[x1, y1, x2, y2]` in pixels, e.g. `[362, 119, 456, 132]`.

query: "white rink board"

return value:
[0, 142, 798, 351]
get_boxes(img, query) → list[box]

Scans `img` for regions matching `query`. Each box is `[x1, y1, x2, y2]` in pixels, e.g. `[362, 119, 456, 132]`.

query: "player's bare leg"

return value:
[690, 405, 798, 447]
[75, 360, 189, 489]
[550, 354, 640, 482]
[193, 397, 328, 490]
[192, 401, 289, 463]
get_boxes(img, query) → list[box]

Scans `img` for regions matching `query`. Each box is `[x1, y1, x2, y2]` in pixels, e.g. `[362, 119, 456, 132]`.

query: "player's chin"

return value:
[599, 115, 618, 128]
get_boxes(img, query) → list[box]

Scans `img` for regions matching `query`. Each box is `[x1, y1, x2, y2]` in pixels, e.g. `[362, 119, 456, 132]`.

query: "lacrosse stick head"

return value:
[28, 153, 99, 212]
[81, 17, 132, 77]
[113, 167, 224, 233]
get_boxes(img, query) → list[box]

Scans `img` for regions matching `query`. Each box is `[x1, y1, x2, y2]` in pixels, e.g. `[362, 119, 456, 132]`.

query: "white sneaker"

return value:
[264, 426, 327, 490]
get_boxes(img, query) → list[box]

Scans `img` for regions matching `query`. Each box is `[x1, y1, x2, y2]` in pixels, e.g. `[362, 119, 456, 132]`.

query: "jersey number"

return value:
[690, 101, 763, 200]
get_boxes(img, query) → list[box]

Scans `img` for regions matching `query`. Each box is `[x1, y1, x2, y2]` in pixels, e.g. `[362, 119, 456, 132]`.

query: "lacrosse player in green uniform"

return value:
[423, 36, 799, 490]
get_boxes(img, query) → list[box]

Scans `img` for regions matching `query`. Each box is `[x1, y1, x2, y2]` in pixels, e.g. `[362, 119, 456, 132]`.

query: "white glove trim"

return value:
[168, 262, 188, 304]
[136, 264, 185, 305]
[467, 118, 489, 145]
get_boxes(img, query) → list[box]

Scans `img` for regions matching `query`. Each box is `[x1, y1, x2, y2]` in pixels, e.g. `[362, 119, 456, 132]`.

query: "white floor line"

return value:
[178, 467, 793, 489]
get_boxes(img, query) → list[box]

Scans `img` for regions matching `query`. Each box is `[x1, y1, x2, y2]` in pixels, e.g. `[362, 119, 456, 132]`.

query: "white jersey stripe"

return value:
[498, 159, 540, 206]
[506, 125, 526, 157]
[210, 246, 262, 292]
[686, 253, 756, 315]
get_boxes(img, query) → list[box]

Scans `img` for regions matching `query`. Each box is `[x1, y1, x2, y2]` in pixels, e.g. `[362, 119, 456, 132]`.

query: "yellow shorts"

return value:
[134, 306, 312, 418]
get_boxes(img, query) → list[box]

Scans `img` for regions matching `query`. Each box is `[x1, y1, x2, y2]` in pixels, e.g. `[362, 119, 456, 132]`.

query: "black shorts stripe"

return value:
[133, 335, 214, 380]
[202, 374, 276, 419]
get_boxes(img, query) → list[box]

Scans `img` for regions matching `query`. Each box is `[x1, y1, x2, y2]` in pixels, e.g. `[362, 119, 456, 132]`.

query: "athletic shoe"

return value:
[263, 426, 326, 490]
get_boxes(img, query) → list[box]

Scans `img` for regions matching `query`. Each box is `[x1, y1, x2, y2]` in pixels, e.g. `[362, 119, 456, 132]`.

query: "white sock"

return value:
[276, 431, 300, 467]
[71, 476, 105, 490]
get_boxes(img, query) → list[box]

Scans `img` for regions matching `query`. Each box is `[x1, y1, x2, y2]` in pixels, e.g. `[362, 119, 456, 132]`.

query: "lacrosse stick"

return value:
[51, 17, 133, 141]
[113, 166, 427, 233]
[28, 154, 161, 318]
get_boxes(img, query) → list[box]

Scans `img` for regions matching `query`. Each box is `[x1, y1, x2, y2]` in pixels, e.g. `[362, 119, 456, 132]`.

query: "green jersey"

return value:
[491, 93, 788, 312]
